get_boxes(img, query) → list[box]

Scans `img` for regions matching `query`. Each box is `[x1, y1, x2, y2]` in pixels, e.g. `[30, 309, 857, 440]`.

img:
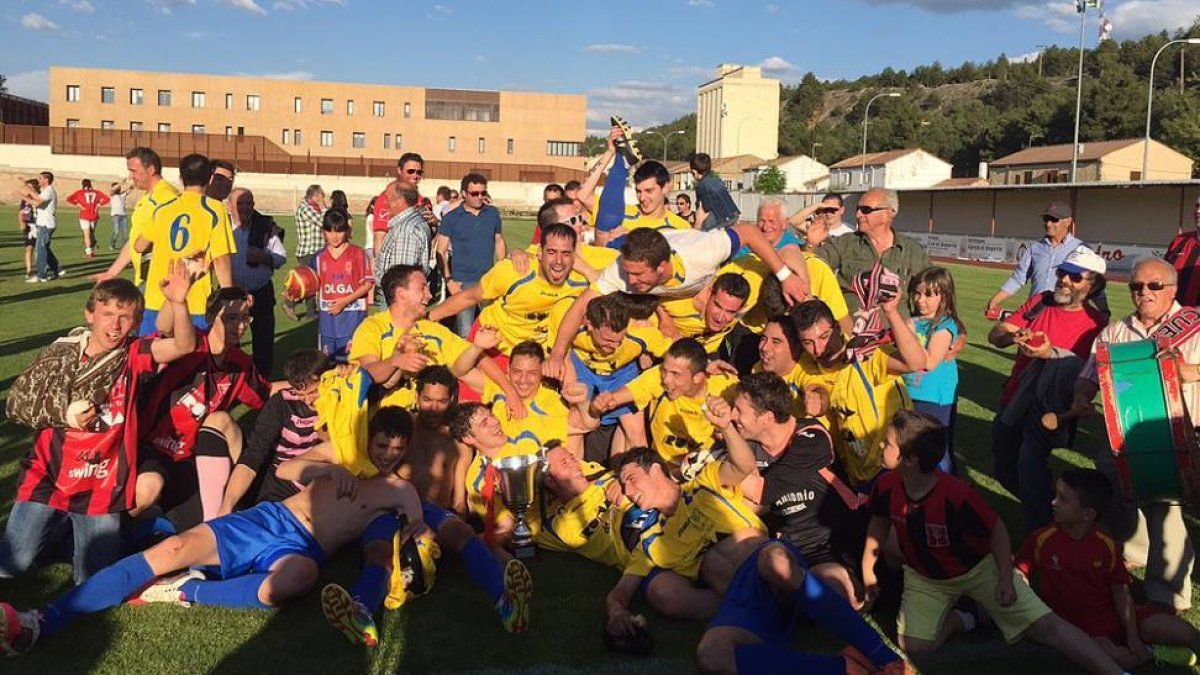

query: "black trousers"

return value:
[248, 282, 277, 377]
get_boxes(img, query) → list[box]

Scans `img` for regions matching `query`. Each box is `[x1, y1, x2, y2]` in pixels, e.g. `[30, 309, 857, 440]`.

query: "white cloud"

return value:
[474, 55, 487, 62]
[766, 3, 780, 12]
[222, 0, 267, 14]
[1106, 0, 1199, 38]
[1014, 2, 1079, 33]
[759, 56, 806, 83]
[20, 13, 61, 32]
[583, 43, 642, 54]
[59, 0, 95, 14]
[144, 0, 197, 15]
[587, 80, 693, 131]
[433, 3, 452, 14]
[5, 70, 49, 102]
[688, 0, 714, 5]
[1011, 49, 1041, 63]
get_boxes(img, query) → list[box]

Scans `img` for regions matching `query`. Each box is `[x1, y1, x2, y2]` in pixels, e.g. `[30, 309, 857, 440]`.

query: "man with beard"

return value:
[988, 247, 1108, 529]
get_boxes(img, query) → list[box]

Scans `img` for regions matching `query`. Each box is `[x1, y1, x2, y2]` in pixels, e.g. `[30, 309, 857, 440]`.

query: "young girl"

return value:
[312, 209, 374, 363]
[902, 266, 963, 474]
[19, 179, 38, 281]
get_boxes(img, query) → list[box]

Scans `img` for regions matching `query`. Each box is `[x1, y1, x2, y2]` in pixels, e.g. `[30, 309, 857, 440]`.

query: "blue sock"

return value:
[793, 571, 900, 667]
[596, 155, 628, 234]
[734, 644, 847, 675]
[459, 537, 505, 603]
[180, 573, 271, 609]
[40, 553, 155, 638]
[351, 563, 389, 614]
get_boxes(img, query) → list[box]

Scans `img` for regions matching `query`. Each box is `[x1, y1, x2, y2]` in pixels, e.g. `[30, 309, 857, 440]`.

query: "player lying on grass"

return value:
[0, 408, 422, 656]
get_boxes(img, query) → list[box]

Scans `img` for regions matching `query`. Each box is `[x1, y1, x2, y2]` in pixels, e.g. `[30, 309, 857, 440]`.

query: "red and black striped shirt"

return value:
[869, 470, 998, 580]
[15, 338, 158, 515]
[1165, 231, 1200, 308]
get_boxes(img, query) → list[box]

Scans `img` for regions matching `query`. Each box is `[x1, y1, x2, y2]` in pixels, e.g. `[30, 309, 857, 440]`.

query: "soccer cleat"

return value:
[497, 559, 533, 634]
[133, 569, 205, 606]
[320, 584, 378, 648]
[610, 115, 644, 166]
[1152, 644, 1196, 667]
[0, 603, 39, 657]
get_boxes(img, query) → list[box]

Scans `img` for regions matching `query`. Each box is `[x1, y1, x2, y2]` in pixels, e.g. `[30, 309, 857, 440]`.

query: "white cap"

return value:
[1058, 246, 1106, 276]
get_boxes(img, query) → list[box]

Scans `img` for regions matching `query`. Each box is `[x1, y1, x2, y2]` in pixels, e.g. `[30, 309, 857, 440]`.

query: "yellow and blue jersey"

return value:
[625, 367, 738, 466]
[143, 190, 235, 314]
[349, 314, 473, 409]
[476, 259, 590, 354]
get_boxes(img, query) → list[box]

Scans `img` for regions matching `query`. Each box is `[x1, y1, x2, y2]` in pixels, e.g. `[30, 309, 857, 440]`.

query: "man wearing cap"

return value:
[987, 202, 1094, 317]
[986, 247, 1109, 529]
[1163, 195, 1200, 307]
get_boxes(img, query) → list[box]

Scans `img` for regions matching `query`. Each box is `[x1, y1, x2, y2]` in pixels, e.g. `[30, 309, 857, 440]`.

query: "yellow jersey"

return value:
[535, 464, 639, 568]
[624, 210, 692, 233]
[483, 381, 571, 453]
[143, 190, 235, 314]
[349, 313, 473, 409]
[525, 243, 620, 275]
[475, 259, 590, 354]
[548, 300, 670, 376]
[312, 367, 377, 478]
[128, 179, 180, 287]
[737, 253, 849, 333]
[658, 292, 742, 355]
[798, 349, 910, 485]
[625, 461, 764, 579]
[626, 366, 738, 466]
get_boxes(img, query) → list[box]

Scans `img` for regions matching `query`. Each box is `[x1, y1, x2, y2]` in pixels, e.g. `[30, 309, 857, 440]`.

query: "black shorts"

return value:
[137, 445, 203, 530]
[584, 424, 618, 466]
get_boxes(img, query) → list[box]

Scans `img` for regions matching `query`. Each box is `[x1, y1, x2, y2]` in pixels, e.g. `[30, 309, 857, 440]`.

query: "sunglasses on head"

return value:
[1128, 281, 1173, 292]
[1055, 269, 1084, 283]
[856, 205, 889, 215]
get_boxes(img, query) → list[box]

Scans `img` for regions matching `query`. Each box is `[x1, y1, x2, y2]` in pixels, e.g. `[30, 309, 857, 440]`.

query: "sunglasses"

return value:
[404, 168, 424, 176]
[856, 205, 889, 215]
[1055, 269, 1084, 283]
[1128, 281, 1174, 292]
[556, 214, 586, 227]
[467, 190, 488, 197]
[1042, 215, 1062, 223]
[817, 208, 839, 215]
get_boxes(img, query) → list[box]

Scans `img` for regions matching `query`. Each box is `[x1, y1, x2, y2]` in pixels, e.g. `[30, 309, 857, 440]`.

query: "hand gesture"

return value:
[391, 349, 429, 374]
[780, 274, 810, 306]
[328, 299, 345, 316]
[472, 325, 501, 351]
[159, 258, 196, 305]
[562, 381, 590, 406]
[880, 287, 903, 315]
[591, 391, 619, 415]
[447, 279, 464, 295]
[69, 402, 97, 431]
[504, 397, 527, 422]
[90, 270, 117, 284]
[702, 395, 733, 430]
[542, 356, 566, 381]
[603, 478, 625, 507]
[1015, 330, 1052, 359]
[509, 249, 532, 275]
[803, 385, 831, 418]
[606, 127, 622, 154]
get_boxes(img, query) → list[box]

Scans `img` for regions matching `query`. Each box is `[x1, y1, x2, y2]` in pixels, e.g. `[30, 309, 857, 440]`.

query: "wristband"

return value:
[774, 266, 793, 282]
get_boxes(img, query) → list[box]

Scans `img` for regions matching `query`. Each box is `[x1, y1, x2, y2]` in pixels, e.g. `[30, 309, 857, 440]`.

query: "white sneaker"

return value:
[24, 276, 39, 284]
[56, 269, 68, 278]
[135, 569, 205, 606]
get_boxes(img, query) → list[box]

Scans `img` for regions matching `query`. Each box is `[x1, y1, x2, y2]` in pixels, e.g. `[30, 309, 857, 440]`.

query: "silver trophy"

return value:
[492, 453, 543, 560]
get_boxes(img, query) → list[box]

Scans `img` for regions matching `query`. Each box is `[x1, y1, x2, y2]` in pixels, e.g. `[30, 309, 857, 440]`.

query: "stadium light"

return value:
[861, 92, 901, 185]
[1143, 38, 1200, 182]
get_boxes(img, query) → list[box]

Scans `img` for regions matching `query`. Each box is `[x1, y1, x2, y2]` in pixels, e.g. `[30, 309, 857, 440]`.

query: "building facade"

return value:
[696, 65, 779, 161]
[988, 138, 1195, 185]
[828, 148, 953, 191]
[742, 155, 830, 193]
[48, 66, 587, 171]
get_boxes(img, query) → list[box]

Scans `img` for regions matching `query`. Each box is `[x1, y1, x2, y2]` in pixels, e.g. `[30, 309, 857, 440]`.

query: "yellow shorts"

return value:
[898, 557, 1050, 644]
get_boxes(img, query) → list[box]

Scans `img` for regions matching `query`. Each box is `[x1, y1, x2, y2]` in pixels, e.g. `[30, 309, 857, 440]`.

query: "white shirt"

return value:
[364, 213, 375, 252]
[594, 228, 738, 298]
[35, 186, 57, 229]
[110, 192, 126, 217]
[829, 221, 856, 237]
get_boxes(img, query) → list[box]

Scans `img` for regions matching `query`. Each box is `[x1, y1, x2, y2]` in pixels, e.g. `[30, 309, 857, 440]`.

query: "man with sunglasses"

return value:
[371, 153, 434, 254]
[789, 193, 854, 249]
[987, 247, 1108, 529]
[987, 202, 1092, 318]
[1068, 256, 1197, 617]
[819, 188, 931, 317]
[436, 172, 506, 337]
[1163, 195, 1200, 307]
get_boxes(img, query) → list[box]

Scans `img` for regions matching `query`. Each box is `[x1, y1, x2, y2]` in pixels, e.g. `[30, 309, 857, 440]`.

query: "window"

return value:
[246, 94, 260, 111]
[352, 132, 365, 149]
[66, 85, 80, 102]
[1130, 170, 1142, 181]
[282, 129, 290, 145]
[320, 130, 333, 147]
[192, 124, 206, 135]
[225, 93, 234, 110]
[395, 133, 402, 149]
[546, 140, 582, 157]
[448, 136, 456, 152]
[425, 90, 500, 122]
[1023, 170, 1034, 184]
[346, 100, 354, 116]
[404, 102, 411, 118]
[225, 126, 233, 138]
[130, 121, 143, 132]
[321, 98, 333, 115]
[101, 87, 115, 104]
[507, 138, 514, 155]
[158, 90, 171, 106]
[66, 119, 80, 128]
[383, 133, 391, 149]
[101, 120, 114, 130]
[478, 137, 486, 154]
[372, 101, 385, 117]
[294, 96, 302, 113]
[130, 88, 144, 105]
[191, 91, 205, 108]
[158, 122, 171, 133]
[294, 129, 302, 146]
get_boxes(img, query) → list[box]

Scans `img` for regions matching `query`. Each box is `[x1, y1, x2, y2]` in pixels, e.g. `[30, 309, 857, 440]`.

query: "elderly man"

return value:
[987, 202, 1093, 317]
[287, 184, 325, 321]
[1069, 256, 1197, 615]
[230, 188, 287, 375]
[374, 183, 431, 285]
[1164, 195, 1200, 307]
[987, 247, 1109, 529]
[819, 188, 931, 316]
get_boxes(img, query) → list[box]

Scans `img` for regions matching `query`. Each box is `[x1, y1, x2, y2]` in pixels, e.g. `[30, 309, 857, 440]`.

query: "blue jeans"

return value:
[110, 214, 128, 249]
[991, 408, 1070, 530]
[452, 281, 479, 338]
[913, 401, 956, 474]
[0, 500, 122, 584]
[35, 226, 60, 280]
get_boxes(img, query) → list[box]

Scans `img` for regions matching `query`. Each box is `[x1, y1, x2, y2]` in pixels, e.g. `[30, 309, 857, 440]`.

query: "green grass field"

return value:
[0, 205, 1194, 674]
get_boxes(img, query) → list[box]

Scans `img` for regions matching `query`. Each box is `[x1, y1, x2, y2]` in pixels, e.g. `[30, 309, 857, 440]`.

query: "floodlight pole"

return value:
[1143, 39, 1200, 181]
[861, 92, 900, 188]
[1070, 0, 1087, 183]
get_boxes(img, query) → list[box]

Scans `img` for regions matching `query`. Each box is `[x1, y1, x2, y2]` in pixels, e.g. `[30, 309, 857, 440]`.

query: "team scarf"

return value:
[845, 262, 901, 362]
[5, 328, 131, 430]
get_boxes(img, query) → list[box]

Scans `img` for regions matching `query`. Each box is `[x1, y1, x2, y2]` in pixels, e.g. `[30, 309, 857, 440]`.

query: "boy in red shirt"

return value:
[313, 209, 373, 363]
[65, 178, 110, 259]
[1016, 468, 1199, 669]
[862, 411, 1129, 674]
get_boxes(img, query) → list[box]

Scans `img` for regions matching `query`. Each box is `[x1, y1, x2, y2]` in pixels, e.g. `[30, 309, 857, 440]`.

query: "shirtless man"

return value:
[0, 409, 422, 655]
[396, 365, 469, 514]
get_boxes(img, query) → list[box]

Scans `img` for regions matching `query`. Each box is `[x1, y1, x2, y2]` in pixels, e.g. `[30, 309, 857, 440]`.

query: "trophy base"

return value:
[513, 542, 537, 560]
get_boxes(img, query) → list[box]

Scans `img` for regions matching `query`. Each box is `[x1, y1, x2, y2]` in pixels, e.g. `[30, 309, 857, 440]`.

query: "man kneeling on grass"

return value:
[0, 409, 422, 656]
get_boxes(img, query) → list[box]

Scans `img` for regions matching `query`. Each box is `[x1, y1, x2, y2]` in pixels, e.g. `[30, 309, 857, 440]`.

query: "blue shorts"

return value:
[206, 501, 325, 578]
[709, 538, 807, 645]
[570, 351, 639, 425]
[362, 513, 401, 546]
[421, 501, 457, 532]
[319, 334, 352, 363]
[139, 310, 208, 337]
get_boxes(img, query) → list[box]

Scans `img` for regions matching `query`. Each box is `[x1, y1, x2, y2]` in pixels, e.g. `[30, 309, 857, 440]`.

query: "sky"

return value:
[4, 0, 1198, 134]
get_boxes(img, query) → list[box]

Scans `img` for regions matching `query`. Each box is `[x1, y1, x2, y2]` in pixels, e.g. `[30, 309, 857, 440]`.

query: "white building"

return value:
[742, 155, 830, 193]
[696, 64, 780, 161]
[828, 148, 953, 191]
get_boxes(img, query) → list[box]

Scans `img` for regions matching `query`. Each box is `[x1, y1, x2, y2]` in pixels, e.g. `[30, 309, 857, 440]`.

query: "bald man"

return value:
[230, 188, 287, 375]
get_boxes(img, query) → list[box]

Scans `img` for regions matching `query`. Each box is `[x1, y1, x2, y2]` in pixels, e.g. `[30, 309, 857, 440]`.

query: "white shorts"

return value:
[80, 220, 96, 229]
